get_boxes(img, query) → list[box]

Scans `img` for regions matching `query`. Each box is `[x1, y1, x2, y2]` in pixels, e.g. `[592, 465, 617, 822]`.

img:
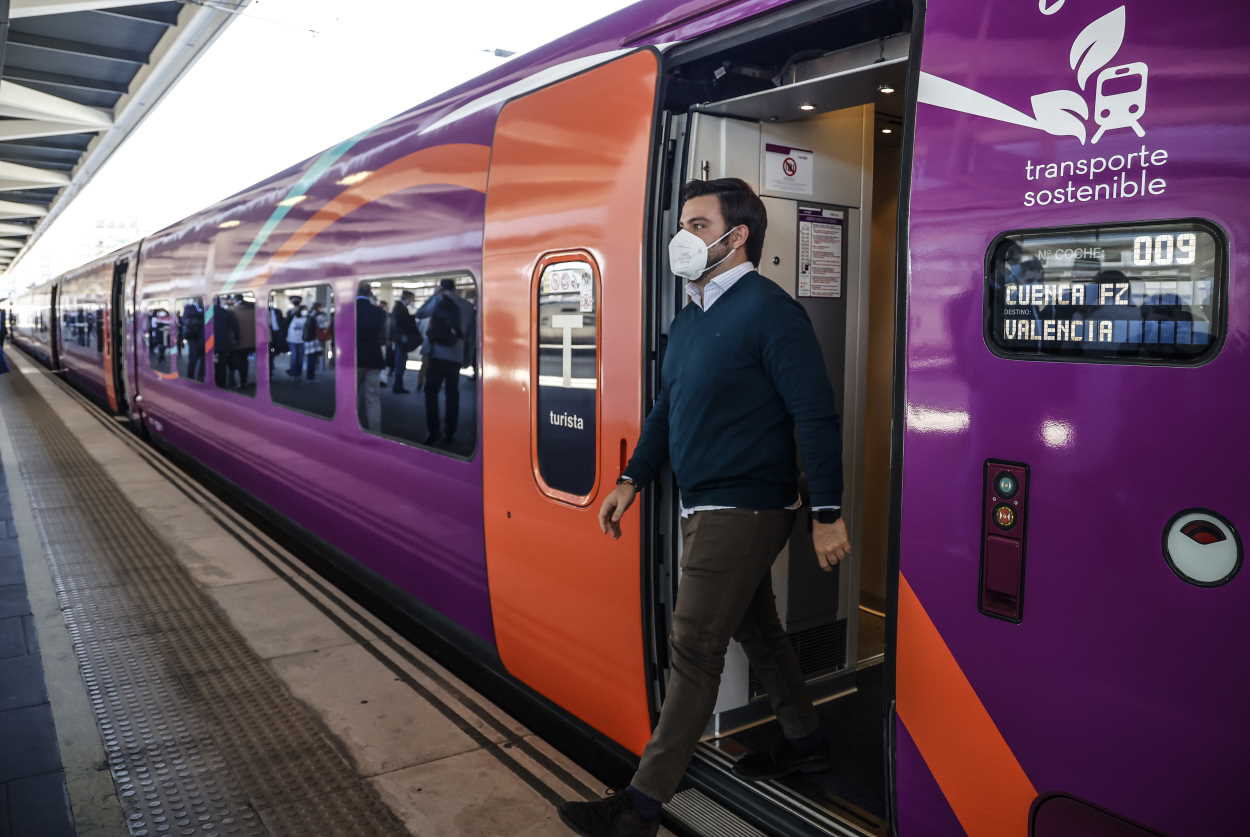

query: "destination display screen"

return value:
[987, 220, 1225, 363]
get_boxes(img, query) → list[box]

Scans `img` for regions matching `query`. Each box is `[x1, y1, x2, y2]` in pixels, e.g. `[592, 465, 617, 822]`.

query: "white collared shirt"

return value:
[685, 260, 756, 311]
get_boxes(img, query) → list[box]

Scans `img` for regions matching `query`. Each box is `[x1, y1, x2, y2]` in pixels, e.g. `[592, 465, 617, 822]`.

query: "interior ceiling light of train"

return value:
[0, 0, 250, 276]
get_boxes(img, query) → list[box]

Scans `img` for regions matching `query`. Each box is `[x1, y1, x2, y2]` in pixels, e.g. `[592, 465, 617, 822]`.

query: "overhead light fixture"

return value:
[336, 171, 373, 187]
[878, 83, 896, 95]
[277, 195, 307, 208]
[799, 103, 815, 111]
[218, 220, 241, 229]
[881, 127, 894, 134]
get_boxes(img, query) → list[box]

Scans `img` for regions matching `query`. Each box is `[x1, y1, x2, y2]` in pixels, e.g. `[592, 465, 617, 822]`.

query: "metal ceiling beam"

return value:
[7, 31, 149, 66]
[0, 139, 81, 158]
[94, 7, 177, 28]
[11, 0, 144, 16]
[0, 155, 74, 171]
[0, 197, 47, 218]
[0, 118, 103, 140]
[0, 159, 69, 190]
[0, 238, 23, 249]
[0, 221, 33, 235]
[0, 79, 112, 124]
[3, 66, 129, 95]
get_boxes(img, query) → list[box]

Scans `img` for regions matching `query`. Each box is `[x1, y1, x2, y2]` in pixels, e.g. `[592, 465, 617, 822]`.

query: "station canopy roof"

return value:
[0, 0, 247, 275]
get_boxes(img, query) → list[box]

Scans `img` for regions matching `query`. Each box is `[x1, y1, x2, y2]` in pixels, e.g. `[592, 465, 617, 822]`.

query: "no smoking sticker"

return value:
[764, 142, 813, 194]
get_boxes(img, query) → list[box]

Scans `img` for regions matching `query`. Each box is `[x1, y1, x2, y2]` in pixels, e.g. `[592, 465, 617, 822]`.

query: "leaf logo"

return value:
[1070, 6, 1125, 90]
[1031, 90, 1090, 144]
[917, 4, 1146, 146]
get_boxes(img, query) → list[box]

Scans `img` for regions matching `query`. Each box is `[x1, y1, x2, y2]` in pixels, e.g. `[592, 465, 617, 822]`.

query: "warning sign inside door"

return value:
[764, 143, 813, 195]
[797, 205, 844, 299]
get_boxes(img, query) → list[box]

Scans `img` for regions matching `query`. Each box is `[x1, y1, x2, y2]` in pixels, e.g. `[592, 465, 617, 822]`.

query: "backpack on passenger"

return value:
[427, 295, 462, 347]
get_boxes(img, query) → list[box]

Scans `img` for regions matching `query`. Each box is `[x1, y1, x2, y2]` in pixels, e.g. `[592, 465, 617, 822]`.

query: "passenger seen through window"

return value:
[175, 296, 206, 382]
[212, 291, 256, 396]
[144, 299, 174, 373]
[358, 274, 477, 456]
[268, 286, 335, 418]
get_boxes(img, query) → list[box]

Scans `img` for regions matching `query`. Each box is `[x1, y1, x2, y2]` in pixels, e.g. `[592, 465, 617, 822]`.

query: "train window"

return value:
[211, 291, 257, 397]
[173, 296, 207, 382]
[143, 299, 175, 374]
[534, 256, 598, 502]
[986, 220, 1226, 364]
[61, 304, 101, 354]
[268, 285, 335, 419]
[357, 274, 478, 457]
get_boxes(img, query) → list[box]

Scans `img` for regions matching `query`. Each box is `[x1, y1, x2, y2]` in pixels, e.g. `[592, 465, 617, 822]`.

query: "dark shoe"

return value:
[423, 433, 439, 446]
[732, 737, 832, 781]
[558, 790, 660, 837]
[393, 387, 410, 394]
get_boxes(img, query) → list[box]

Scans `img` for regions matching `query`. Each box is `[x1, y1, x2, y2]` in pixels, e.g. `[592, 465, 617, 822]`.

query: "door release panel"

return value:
[1164, 509, 1242, 587]
[980, 461, 1029, 622]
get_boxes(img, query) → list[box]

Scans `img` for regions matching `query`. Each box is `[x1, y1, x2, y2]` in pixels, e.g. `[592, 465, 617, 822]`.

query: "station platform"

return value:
[0, 348, 665, 837]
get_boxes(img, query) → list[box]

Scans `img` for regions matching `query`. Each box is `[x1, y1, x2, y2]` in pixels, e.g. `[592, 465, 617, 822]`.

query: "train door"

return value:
[49, 283, 60, 370]
[895, 2, 1249, 836]
[104, 257, 129, 413]
[650, 11, 912, 830]
[122, 248, 144, 427]
[481, 49, 660, 754]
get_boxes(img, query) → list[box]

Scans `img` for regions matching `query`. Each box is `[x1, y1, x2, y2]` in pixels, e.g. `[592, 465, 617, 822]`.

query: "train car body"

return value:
[8, 1, 1246, 835]
[55, 246, 137, 413]
[9, 279, 57, 367]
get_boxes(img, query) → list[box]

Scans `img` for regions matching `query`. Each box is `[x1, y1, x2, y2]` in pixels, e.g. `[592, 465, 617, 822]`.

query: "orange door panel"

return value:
[482, 49, 658, 753]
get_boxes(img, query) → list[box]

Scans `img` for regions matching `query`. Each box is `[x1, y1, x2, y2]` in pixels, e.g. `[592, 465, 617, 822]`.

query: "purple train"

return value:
[4, 1, 1246, 834]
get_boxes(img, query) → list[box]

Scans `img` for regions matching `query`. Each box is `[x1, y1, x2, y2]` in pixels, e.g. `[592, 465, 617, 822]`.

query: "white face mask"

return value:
[668, 226, 738, 280]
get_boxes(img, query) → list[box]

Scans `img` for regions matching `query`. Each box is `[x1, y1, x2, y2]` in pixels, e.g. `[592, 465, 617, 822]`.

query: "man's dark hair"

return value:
[680, 178, 768, 266]
[439, 278, 456, 291]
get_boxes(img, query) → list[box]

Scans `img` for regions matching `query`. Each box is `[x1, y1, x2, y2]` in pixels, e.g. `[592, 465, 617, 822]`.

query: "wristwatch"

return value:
[616, 475, 637, 488]
[812, 508, 842, 525]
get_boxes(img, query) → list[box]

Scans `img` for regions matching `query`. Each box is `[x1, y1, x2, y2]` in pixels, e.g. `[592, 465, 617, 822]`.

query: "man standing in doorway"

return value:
[559, 178, 851, 837]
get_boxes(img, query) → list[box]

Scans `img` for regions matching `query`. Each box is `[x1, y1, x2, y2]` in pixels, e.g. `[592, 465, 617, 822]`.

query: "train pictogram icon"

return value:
[1092, 61, 1148, 143]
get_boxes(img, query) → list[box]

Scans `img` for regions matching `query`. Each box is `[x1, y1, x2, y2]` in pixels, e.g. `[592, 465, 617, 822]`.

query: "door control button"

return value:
[994, 504, 1017, 529]
[995, 472, 1018, 499]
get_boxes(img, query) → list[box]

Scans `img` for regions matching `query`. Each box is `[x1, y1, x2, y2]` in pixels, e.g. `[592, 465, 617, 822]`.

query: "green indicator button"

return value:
[995, 472, 1018, 499]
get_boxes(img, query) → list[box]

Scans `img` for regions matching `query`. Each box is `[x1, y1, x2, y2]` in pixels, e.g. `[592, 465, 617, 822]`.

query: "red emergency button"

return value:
[994, 504, 1017, 530]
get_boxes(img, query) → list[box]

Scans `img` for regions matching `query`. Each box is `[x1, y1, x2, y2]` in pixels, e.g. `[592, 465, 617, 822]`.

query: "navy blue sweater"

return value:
[624, 272, 843, 509]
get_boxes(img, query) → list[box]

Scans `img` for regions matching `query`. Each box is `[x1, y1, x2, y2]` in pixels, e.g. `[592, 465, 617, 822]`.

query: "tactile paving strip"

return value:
[1, 372, 408, 836]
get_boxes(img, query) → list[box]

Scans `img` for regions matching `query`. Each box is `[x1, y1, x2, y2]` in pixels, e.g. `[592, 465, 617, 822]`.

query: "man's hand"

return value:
[812, 518, 851, 572]
[598, 483, 639, 539]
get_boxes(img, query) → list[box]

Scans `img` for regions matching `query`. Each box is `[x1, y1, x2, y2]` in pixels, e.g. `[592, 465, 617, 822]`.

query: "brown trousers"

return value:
[630, 508, 821, 802]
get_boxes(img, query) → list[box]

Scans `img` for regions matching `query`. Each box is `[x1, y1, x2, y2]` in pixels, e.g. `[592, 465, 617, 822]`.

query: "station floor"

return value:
[0, 348, 680, 837]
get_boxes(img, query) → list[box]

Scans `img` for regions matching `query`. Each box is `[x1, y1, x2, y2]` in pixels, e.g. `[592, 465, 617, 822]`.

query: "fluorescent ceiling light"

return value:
[277, 195, 307, 208]
[218, 219, 241, 229]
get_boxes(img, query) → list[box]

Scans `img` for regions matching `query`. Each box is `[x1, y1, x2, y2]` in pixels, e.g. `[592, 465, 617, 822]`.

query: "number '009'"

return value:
[1133, 233, 1197, 266]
